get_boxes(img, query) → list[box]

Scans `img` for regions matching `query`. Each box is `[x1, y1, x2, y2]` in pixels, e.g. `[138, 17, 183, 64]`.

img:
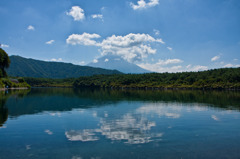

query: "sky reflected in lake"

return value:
[0, 88, 240, 159]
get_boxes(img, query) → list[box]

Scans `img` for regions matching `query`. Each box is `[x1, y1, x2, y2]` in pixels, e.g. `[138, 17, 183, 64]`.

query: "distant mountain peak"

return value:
[88, 55, 150, 74]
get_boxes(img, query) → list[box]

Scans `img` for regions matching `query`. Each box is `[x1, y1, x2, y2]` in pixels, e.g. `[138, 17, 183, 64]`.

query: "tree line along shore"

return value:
[24, 67, 240, 90]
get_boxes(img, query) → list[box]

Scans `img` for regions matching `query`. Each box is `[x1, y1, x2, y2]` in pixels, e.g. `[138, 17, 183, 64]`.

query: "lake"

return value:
[0, 88, 240, 159]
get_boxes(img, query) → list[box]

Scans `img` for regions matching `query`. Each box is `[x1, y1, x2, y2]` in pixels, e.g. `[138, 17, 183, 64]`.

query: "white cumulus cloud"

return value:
[130, 0, 159, 10]
[156, 59, 183, 65]
[46, 40, 55, 45]
[138, 59, 183, 72]
[223, 63, 240, 68]
[223, 63, 233, 68]
[211, 55, 220, 62]
[67, 33, 164, 62]
[137, 63, 183, 73]
[27, 25, 35, 30]
[66, 33, 101, 46]
[67, 6, 85, 21]
[138, 61, 208, 73]
[100, 33, 164, 62]
[91, 14, 103, 19]
[104, 58, 109, 62]
[101, 33, 164, 47]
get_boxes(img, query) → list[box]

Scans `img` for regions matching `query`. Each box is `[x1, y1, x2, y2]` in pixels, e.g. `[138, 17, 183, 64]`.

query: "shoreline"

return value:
[0, 87, 29, 91]
[1, 86, 239, 91]
[23, 86, 240, 91]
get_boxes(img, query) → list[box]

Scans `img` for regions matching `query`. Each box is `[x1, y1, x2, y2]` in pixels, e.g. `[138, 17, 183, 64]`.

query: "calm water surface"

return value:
[0, 88, 240, 159]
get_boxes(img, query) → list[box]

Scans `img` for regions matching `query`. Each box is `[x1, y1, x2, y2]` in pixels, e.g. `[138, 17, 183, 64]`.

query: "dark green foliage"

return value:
[0, 48, 10, 77]
[0, 78, 30, 88]
[24, 77, 74, 87]
[7, 55, 122, 78]
[17, 77, 25, 83]
[73, 68, 240, 89]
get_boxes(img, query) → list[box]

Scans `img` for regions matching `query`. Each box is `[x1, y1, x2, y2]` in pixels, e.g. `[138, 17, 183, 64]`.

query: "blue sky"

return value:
[0, 0, 239, 72]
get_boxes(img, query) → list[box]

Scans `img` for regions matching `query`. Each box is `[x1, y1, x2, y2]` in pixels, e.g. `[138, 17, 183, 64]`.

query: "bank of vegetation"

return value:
[24, 67, 240, 90]
[0, 48, 30, 89]
[74, 68, 240, 89]
[24, 77, 74, 87]
[0, 78, 30, 89]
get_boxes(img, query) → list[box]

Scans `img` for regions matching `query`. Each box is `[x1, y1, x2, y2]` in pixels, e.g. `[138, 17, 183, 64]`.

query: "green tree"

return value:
[0, 48, 10, 77]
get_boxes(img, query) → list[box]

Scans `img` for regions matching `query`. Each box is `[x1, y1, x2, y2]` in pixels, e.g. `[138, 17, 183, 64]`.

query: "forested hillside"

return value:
[7, 55, 122, 78]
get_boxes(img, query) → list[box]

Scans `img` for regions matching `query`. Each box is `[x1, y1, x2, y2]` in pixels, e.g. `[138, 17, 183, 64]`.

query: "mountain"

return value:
[7, 55, 122, 78]
[87, 55, 150, 74]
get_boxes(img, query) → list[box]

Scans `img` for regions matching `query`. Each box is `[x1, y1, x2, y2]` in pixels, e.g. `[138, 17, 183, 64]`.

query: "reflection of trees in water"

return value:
[20, 88, 240, 109]
[0, 107, 8, 127]
[0, 89, 30, 127]
[3, 88, 240, 118]
[74, 89, 240, 109]
[0, 91, 8, 127]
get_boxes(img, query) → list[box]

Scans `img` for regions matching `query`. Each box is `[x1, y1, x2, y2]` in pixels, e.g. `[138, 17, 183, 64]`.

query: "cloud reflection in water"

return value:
[64, 102, 215, 144]
[97, 113, 162, 144]
[65, 104, 167, 144]
[136, 103, 181, 119]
